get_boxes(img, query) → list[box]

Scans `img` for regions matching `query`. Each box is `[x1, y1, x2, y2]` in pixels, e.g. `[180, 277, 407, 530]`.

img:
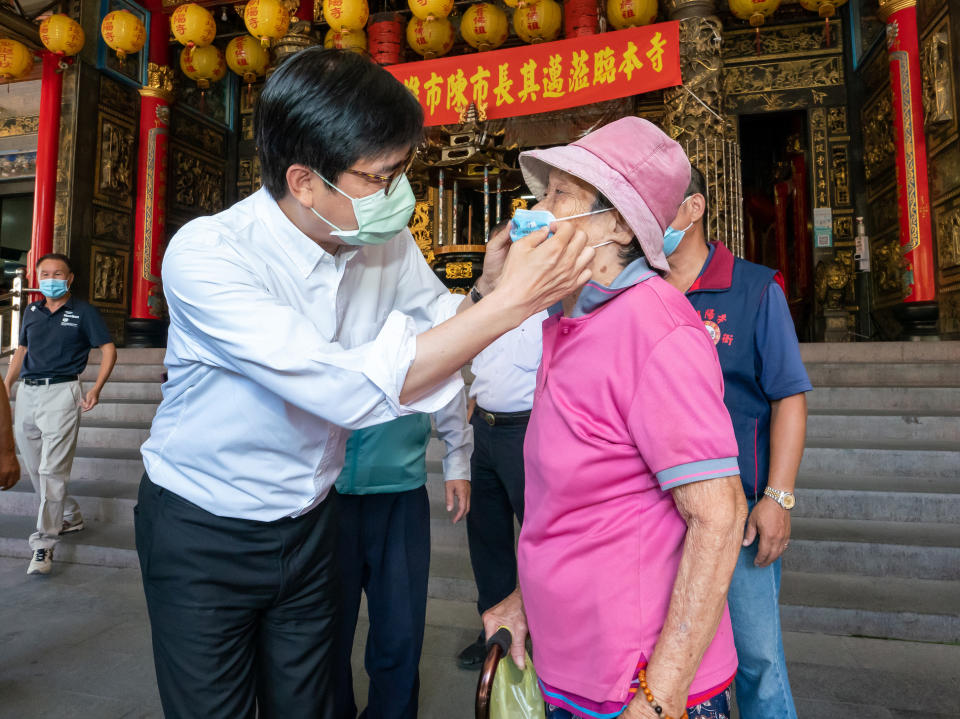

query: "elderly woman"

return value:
[483, 117, 748, 719]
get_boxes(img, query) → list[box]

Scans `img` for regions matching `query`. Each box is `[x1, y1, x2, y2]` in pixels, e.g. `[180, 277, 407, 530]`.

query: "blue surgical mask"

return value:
[663, 196, 694, 256]
[309, 171, 417, 246]
[39, 278, 69, 299]
[509, 207, 614, 243]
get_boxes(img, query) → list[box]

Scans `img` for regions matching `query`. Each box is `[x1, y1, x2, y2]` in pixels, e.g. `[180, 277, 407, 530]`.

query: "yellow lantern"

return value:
[244, 0, 291, 48]
[513, 0, 562, 44]
[324, 28, 368, 53]
[407, 0, 453, 22]
[799, 0, 847, 18]
[226, 35, 270, 83]
[406, 17, 454, 58]
[323, 0, 369, 33]
[0, 39, 34, 81]
[171, 3, 217, 48]
[606, 0, 656, 30]
[180, 44, 226, 90]
[728, 0, 781, 28]
[461, 3, 509, 51]
[39, 14, 85, 57]
[100, 9, 147, 62]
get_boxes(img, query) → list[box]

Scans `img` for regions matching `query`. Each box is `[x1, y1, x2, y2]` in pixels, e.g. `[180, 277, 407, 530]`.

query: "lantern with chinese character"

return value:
[100, 9, 147, 62]
[728, 0, 780, 29]
[324, 27, 367, 53]
[226, 34, 269, 84]
[606, 0, 656, 30]
[244, 0, 291, 48]
[461, 3, 508, 51]
[406, 16, 454, 58]
[180, 44, 226, 90]
[513, 0, 562, 44]
[324, 0, 369, 32]
[0, 39, 34, 81]
[798, 0, 846, 45]
[408, 0, 453, 22]
[39, 14, 85, 57]
[171, 3, 217, 48]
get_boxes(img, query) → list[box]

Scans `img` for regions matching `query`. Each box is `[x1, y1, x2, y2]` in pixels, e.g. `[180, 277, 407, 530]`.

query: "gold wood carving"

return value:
[410, 201, 435, 266]
[724, 22, 839, 60]
[172, 145, 225, 215]
[141, 63, 175, 102]
[936, 204, 960, 273]
[723, 57, 843, 96]
[862, 90, 896, 181]
[94, 113, 136, 210]
[810, 108, 829, 208]
[921, 30, 954, 128]
[90, 246, 130, 308]
[0, 115, 39, 138]
[93, 207, 131, 245]
[445, 261, 473, 280]
[834, 215, 854, 241]
[872, 236, 905, 299]
[831, 145, 851, 207]
[940, 290, 960, 336]
[827, 107, 847, 136]
[663, 14, 724, 140]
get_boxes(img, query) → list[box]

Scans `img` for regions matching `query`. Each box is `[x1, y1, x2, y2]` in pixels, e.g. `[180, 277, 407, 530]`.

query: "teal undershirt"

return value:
[335, 413, 433, 495]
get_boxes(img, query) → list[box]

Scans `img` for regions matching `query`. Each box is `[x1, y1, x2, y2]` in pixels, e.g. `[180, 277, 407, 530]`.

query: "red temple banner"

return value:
[386, 22, 681, 127]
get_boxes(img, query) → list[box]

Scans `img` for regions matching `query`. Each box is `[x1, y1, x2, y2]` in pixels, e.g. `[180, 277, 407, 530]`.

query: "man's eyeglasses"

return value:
[345, 151, 416, 196]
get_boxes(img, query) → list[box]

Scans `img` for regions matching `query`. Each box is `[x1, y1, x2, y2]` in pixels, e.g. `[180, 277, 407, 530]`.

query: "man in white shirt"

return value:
[136, 48, 593, 719]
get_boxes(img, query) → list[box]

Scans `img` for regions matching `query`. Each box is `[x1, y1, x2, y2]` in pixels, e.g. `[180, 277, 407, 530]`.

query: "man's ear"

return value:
[686, 193, 707, 224]
[286, 164, 318, 207]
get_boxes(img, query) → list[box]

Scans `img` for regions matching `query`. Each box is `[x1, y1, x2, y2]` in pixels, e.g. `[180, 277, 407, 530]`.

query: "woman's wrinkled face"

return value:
[532, 170, 599, 224]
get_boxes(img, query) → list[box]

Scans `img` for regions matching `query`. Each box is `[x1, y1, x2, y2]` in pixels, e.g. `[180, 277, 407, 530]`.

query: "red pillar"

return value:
[295, 0, 314, 22]
[27, 52, 63, 285]
[129, 10, 172, 344]
[879, 0, 935, 305]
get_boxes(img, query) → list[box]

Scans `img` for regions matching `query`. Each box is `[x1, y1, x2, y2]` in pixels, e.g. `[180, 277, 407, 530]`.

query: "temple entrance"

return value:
[740, 111, 815, 342]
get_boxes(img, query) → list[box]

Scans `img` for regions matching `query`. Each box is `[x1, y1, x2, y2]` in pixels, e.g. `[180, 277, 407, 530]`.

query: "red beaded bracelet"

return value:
[637, 670, 688, 719]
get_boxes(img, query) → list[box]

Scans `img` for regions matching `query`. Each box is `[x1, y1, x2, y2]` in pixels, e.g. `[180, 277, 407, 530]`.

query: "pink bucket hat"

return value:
[519, 117, 691, 273]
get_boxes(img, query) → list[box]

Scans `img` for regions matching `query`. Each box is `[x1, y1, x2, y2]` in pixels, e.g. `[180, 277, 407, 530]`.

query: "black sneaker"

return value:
[457, 631, 487, 670]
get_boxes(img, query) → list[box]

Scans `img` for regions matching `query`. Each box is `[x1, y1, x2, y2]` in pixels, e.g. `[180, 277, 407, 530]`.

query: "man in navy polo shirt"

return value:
[664, 167, 812, 719]
[4, 253, 116, 575]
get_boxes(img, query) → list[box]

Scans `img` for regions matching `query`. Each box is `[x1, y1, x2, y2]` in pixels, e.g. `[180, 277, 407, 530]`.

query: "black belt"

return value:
[22, 375, 78, 386]
[475, 406, 531, 427]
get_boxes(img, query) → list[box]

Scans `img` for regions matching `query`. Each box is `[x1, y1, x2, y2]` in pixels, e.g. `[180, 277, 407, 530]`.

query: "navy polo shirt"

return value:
[18, 296, 112, 379]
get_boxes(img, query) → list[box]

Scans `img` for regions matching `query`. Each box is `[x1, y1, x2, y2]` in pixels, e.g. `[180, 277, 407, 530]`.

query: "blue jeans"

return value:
[546, 687, 732, 718]
[727, 529, 798, 719]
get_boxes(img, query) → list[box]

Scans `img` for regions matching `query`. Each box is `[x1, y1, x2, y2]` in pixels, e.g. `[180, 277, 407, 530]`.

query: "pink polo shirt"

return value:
[518, 272, 740, 710]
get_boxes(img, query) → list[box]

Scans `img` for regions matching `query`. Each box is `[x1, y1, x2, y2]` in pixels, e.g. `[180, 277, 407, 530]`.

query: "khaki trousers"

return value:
[14, 381, 83, 550]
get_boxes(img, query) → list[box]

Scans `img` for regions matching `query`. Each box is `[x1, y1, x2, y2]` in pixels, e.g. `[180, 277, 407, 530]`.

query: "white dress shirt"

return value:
[434, 388, 472, 481]
[141, 188, 464, 521]
[469, 310, 547, 413]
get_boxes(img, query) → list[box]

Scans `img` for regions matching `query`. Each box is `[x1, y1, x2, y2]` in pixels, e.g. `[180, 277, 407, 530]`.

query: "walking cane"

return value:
[475, 626, 512, 719]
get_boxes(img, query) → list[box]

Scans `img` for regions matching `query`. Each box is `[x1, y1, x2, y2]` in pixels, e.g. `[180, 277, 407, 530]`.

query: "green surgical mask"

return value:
[309, 171, 417, 246]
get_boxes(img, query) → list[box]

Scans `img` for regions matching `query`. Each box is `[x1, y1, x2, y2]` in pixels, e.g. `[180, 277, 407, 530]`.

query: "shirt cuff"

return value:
[442, 451, 471, 482]
[361, 310, 464, 418]
[657, 458, 740, 491]
[765, 381, 814, 402]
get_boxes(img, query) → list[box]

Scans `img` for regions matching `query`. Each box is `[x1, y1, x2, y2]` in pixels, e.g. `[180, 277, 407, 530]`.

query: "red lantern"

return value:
[368, 12, 404, 65]
[564, 0, 597, 37]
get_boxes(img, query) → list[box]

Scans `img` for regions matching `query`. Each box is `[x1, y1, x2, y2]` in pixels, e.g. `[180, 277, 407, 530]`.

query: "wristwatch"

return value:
[763, 487, 796, 510]
[469, 284, 484, 304]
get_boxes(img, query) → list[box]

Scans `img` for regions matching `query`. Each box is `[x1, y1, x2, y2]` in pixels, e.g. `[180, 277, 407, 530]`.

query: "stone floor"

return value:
[0, 556, 957, 719]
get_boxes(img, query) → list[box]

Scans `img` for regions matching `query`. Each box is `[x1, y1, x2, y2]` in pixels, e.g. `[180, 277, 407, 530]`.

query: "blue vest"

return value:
[336, 413, 433, 495]
[686, 242, 777, 500]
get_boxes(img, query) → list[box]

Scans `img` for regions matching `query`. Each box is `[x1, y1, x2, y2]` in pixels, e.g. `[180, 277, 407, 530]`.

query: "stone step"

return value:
[799, 439, 959, 478]
[786, 517, 960, 580]
[93, 382, 163, 402]
[10, 398, 160, 424]
[0, 478, 137, 523]
[807, 386, 960, 412]
[15, 447, 145, 484]
[805, 362, 960, 387]
[799, 341, 960, 363]
[779, 571, 960, 643]
[795, 487, 960, 523]
[0, 513, 138, 568]
[806, 410, 960, 443]
[79, 363, 166, 382]
[75, 422, 152, 449]
[797, 473, 958, 493]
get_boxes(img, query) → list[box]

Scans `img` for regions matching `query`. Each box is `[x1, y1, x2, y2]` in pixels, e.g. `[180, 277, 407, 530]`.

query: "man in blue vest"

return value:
[664, 167, 812, 719]
[332, 389, 472, 719]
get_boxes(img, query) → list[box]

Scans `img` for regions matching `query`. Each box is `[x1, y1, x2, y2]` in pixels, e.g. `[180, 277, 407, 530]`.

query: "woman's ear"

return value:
[609, 211, 635, 246]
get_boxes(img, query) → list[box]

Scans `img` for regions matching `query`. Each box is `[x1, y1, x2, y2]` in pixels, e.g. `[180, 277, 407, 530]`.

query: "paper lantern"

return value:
[565, 0, 598, 37]
[368, 12, 404, 65]
[244, 0, 291, 48]
[171, 3, 217, 48]
[798, 0, 847, 18]
[0, 39, 34, 81]
[461, 3, 509, 51]
[606, 0, 656, 30]
[39, 14, 85, 57]
[180, 44, 226, 90]
[513, 0, 562, 44]
[408, 0, 453, 21]
[226, 35, 269, 83]
[406, 16, 454, 58]
[501, 0, 520, 8]
[728, 0, 781, 27]
[100, 9, 147, 62]
[324, 28, 368, 53]
[324, 0, 369, 32]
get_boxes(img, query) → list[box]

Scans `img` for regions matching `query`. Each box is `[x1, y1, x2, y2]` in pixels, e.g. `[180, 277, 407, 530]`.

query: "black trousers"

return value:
[333, 486, 430, 719]
[135, 475, 338, 719]
[465, 414, 527, 615]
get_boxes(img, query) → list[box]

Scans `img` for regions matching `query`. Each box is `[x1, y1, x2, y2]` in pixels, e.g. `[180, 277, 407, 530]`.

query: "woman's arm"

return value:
[624, 475, 747, 718]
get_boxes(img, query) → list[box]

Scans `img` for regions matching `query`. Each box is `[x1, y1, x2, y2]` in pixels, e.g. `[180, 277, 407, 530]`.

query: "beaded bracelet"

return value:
[637, 670, 688, 719]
